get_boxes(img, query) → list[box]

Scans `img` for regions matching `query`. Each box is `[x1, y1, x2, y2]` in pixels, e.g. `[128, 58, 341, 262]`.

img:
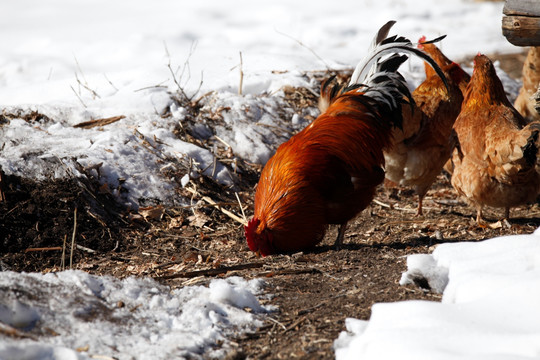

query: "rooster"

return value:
[451, 54, 540, 225]
[382, 38, 469, 215]
[245, 21, 447, 256]
[320, 38, 463, 216]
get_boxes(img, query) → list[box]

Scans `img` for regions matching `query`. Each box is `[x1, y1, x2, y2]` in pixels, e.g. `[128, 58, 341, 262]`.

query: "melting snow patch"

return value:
[0, 271, 273, 360]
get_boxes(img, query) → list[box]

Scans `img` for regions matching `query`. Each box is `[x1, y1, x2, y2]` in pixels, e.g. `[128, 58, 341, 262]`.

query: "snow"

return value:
[334, 230, 540, 359]
[1, 0, 537, 358]
[0, 271, 273, 359]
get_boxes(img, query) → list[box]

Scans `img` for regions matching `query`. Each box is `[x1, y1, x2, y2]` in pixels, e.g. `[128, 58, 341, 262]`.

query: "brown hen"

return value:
[451, 54, 540, 224]
[384, 55, 466, 215]
[514, 46, 540, 123]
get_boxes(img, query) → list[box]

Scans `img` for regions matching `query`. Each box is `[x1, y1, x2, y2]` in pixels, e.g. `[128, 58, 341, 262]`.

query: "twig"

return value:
[213, 135, 233, 149]
[111, 239, 119, 252]
[134, 82, 168, 92]
[0, 323, 38, 340]
[89, 355, 118, 360]
[434, 199, 462, 206]
[154, 259, 183, 270]
[165, 40, 203, 102]
[76, 73, 101, 99]
[185, 187, 247, 225]
[70, 207, 78, 269]
[76, 244, 96, 253]
[235, 192, 247, 223]
[73, 55, 89, 86]
[372, 198, 416, 213]
[274, 28, 330, 70]
[25, 247, 63, 253]
[284, 316, 307, 332]
[73, 115, 125, 129]
[297, 302, 325, 316]
[372, 199, 392, 208]
[103, 73, 119, 92]
[178, 41, 197, 88]
[211, 155, 217, 178]
[167, 62, 189, 101]
[154, 262, 263, 280]
[72, 57, 100, 100]
[178, 201, 242, 209]
[238, 51, 244, 96]
[267, 317, 287, 331]
[62, 234, 67, 270]
[259, 268, 322, 277]
[70, 85, 87, 108]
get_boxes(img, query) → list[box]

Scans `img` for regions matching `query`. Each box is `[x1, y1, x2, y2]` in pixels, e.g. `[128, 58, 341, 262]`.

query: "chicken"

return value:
[381, 37, 472, 215]
[244, 21, 447, 256]
[451, 54, 540, 224]
[417, 37, 471, 178]
[383, 59, 464, 215]
[418, 36, 470, 94]
[514, 46, 540, 123]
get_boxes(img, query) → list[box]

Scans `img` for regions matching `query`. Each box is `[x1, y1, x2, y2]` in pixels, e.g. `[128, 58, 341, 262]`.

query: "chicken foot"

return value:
[334, 223, 348, 250]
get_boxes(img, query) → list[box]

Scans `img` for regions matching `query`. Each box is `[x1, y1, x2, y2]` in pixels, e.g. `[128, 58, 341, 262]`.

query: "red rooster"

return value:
[245, 21, 447, 256]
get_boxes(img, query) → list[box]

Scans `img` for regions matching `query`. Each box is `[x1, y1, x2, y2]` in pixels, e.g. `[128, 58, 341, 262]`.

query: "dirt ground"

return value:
[1, 49, 536, 359]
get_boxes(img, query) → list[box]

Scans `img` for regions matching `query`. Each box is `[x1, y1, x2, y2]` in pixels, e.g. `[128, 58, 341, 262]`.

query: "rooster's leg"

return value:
[334, 223, 348, 249]
[416, 195, 424, 216]
[502, 207, 511, 228]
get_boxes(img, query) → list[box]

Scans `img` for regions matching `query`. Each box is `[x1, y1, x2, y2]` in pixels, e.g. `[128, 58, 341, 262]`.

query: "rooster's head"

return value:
[244, 217, 274, 257]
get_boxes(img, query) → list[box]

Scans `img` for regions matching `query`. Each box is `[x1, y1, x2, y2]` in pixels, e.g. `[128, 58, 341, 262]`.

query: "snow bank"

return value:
[334, 229, 540, 359]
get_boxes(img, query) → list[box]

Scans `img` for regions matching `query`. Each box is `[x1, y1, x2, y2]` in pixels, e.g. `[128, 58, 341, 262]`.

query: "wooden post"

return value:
[502, 0, 540, 46]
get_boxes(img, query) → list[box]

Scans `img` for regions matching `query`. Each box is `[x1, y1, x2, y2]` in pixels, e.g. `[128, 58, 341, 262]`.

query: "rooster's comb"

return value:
[244, 217, 261, 251]
[418, 35, 427, 49]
